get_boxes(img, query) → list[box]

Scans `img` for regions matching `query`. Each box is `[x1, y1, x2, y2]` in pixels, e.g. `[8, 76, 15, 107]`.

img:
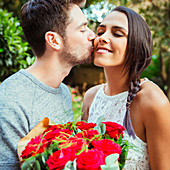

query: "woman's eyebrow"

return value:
[98, 24, 127, 32]
[98, 24, 105, 28]
[112, 26, 128, 32]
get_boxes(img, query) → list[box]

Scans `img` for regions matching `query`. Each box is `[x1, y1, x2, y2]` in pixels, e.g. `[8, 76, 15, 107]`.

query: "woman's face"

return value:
[94, 11, 128, 68]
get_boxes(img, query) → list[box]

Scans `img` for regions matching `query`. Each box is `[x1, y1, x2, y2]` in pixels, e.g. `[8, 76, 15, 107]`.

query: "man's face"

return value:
[60, 4, 96, 66]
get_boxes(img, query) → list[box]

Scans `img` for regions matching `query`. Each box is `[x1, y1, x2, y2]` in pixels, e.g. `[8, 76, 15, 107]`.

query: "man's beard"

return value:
[59, 39, 93, 66]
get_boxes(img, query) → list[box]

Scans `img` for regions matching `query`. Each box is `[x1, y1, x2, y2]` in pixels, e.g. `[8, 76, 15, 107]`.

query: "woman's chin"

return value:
[93, 61, 104, 67]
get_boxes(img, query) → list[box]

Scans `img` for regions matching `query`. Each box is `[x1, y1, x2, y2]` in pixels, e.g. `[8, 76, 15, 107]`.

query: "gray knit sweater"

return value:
[0, 69, 73, 169]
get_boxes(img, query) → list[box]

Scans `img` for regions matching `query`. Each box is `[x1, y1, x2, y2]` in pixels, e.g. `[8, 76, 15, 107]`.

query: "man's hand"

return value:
[17, 117, 54, 161]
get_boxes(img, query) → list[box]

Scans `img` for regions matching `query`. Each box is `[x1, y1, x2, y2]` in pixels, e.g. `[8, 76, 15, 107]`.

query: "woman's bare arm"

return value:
[140, 84, 170, 170]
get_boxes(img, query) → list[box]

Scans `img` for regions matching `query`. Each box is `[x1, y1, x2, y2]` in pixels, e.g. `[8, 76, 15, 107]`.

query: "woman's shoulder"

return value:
[139, 79, 169, 104]
[133, 79, 170, 141]
[137, 79, 170, 115]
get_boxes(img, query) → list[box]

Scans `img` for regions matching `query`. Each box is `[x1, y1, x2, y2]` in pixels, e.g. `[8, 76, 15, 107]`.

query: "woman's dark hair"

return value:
[21, 0, 84, 57]
[112, 6, 153, 138]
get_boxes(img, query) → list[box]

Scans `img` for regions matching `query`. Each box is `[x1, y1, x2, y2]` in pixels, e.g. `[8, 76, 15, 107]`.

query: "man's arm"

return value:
[0, 101, 30, 169]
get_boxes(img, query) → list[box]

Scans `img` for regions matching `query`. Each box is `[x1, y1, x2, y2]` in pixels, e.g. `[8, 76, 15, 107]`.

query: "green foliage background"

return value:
[140, 1, 170, 98]
[0, 9, 34, 81]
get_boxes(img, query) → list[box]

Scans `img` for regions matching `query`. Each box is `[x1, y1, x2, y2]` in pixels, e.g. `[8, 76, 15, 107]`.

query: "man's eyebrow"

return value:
[77, 22, 88, 29]
[98, 24, 128, 32]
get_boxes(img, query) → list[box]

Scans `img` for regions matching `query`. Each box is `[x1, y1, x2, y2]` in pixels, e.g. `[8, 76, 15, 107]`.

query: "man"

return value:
[0, 0, 95, 169]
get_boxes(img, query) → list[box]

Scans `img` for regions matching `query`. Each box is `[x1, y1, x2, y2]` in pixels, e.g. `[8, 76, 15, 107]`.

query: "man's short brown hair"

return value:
[21, 0, 85, 56]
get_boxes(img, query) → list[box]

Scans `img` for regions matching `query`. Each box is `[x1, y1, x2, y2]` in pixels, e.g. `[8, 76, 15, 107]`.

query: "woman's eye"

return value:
[97, 32, 104, 36]
[113, 33, 124, 37]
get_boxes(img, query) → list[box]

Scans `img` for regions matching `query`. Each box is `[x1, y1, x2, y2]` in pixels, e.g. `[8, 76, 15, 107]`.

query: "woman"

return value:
[82, 6, 170, 170]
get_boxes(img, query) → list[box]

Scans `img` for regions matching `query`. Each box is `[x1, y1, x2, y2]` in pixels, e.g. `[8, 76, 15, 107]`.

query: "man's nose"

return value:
[88, 29, 96, 41]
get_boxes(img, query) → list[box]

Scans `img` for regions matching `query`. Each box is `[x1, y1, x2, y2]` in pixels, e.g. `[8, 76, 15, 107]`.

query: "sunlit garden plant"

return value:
[68, 86, 83, 120]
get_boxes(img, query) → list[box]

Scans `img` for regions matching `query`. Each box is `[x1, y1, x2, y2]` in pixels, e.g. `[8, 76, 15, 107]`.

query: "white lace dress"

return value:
[88, 79, 150, 170]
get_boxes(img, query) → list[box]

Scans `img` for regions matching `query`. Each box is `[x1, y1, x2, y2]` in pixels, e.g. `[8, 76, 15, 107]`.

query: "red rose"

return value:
[68, 137, 88, 156]
[63, 122, 73, 130]
[76, 121, 97, 131]
[43, 125, 63, 134]
[59, 137, 88, 160]
[103, 122, 125, 140]
[46, 147, 72, 170]
[75, 129, 100, 143]
[21, 134, 48, 159]
[77, 148, 105, 170]
[43, 128, 73, 143]
[92, 139, 122, 158]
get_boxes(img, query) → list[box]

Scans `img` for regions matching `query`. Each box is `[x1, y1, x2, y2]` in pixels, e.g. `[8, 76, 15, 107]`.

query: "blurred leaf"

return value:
[94, 116, 106, 135]
[0, 9, 33, 81]
[33, 160, 41, 170]
[139, 1, 170, 97]
[101, 154, 119, 170]
[21, 156, 36, 170]
[63, 159, 77, 170]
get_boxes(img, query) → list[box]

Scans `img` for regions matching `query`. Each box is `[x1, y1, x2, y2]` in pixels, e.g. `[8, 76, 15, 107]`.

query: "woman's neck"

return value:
[104, 67, 129, 96]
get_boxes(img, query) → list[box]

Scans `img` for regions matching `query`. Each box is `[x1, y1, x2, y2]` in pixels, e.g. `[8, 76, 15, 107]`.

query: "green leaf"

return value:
[105, 154, 119, 166]
[26, 56, 33, 65]
[63, 159, 77, 170]
[100, 165, 119, 170]
[100, 154, 119, 170]
[93, 125, 101, 134]
[94, 116, 106, 135]
[118, 141, 129, 169]
[0, 9, 31, 81]
[73, 127, 82, 135]
[21, 156, 36, 170]
[96, 116, 103, 126]
[41, 152, 48, 164]
[33, 160, 41, 170]
[100, 122, 106, 135]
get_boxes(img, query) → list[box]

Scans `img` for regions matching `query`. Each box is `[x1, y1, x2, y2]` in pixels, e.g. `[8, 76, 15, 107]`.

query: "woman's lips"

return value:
[96, 47, 113, 54]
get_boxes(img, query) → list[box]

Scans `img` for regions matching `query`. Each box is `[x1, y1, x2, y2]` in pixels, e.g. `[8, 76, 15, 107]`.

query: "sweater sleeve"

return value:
[0, 100, 30, 169]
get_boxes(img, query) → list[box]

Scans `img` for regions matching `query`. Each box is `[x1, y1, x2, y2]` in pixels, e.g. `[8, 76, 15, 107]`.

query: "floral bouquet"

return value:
[19, 117, 128, 170]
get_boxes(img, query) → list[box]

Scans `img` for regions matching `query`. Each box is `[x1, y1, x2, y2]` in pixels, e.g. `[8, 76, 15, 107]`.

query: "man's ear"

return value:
[45, 31, 62, 50]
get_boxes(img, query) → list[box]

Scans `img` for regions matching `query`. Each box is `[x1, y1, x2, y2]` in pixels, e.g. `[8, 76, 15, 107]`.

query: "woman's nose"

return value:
[99, 35, 110, 43]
